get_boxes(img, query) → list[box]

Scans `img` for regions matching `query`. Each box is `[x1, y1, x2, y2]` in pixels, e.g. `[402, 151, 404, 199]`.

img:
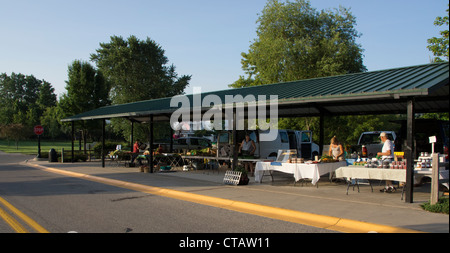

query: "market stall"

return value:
[414, 153, 449, 188]
[336, 166, 409, 182]
[61, 62, 449, 203]
[336, 155, 449, 198]
[335, 166, 406, 194]
[181, 155, 230, 170]
[139, 153, 184, 167]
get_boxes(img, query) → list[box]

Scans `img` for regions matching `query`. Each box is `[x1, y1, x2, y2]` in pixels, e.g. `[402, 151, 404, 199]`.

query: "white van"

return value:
[217, 130, 320, 160]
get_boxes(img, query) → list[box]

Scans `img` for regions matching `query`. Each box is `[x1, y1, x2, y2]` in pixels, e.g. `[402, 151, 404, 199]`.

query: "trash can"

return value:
[49, 148, 57, 162]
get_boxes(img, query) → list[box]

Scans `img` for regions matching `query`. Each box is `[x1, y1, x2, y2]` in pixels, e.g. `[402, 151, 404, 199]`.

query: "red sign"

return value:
[34, 125, 44, 135]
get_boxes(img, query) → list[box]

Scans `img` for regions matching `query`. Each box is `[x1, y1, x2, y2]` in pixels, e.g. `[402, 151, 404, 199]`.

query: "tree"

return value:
[90, 35, 191, 105]
[427, 4, 449, 62]
[60, 60, 110, 116]
[40, 102, 70, 140]
[0, 73, 57, 130]
[230, 0, 366, 146]
[0, 123, 28, 149]
[37, 81, 57, 113]
[423, 4, 449, 121]
[90, 35, 191, 141]
[59, 60, 111, 144]
[231, 0, 366, 88]
[230, 0, 372, 149]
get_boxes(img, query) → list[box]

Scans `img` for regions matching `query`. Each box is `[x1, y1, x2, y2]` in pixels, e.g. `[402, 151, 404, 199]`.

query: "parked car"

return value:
[353, 119, 449, 159]
[357, 131, 397, 157]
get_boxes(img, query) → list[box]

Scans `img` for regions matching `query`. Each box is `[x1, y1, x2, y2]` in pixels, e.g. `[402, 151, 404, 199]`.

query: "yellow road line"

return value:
[0, 196, 49, 233]
[27, 163, 423, 233]
[0, 205, 29, 233]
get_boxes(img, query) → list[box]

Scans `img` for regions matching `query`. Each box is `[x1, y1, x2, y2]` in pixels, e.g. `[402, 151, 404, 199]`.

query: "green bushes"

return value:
[92, 141, 129, 156]
[421, 197, 449, 214]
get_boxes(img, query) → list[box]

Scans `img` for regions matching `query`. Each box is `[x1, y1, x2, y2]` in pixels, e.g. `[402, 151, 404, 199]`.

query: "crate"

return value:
[223, 170, 243, 185]
[160, 166, 172, 171]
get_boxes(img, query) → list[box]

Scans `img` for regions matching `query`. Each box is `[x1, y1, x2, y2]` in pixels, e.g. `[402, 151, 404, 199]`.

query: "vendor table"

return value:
[255, 161, 347, 186]
[181, 156, 230, 161]
[134, 153, 183, 167]
[181, 156, 231, 170]
[335, 166, 406, 182]
[336, 166, 406, 196]
[336, 166, 449, 187]
[181, 156, 273, 171]
[335, 166, 449, 198]
[155, 153, 183, 167]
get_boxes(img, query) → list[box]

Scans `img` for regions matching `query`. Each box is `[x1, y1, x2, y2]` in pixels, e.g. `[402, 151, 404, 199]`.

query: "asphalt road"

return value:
[0, 152, 333, 234]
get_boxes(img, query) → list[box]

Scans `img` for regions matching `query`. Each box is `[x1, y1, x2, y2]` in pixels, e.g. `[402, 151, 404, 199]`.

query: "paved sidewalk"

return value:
[23, 159, 449, 233]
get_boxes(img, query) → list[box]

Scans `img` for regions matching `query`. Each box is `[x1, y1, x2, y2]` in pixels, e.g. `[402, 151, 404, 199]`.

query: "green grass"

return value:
[421, 197, 449, 214]
[0, 139, 74, 155]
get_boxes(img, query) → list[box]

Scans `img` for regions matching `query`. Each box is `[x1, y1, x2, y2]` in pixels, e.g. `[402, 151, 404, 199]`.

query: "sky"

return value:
[0, 0, 447, 99]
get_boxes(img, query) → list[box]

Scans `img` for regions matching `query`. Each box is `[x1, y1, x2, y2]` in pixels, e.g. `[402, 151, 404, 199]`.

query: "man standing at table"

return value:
[377, 132, 395, 192]
[131, 140, 142, 166]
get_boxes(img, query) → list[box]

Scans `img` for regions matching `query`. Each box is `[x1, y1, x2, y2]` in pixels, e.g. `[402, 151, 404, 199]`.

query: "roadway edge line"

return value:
[25, 162, 423, 233]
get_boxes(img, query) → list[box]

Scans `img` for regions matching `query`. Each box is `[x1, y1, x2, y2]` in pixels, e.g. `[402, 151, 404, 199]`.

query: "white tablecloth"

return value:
[335, 166, 406, 182]
[255, 161, 347, 185]
[336, 166, 449, 188]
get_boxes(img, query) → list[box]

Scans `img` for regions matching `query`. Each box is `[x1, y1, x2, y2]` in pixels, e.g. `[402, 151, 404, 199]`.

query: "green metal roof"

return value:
[61, 62, 449, 122]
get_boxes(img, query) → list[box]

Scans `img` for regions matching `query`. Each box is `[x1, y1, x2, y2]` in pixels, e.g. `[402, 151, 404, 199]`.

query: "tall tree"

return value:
[0, 73, 57, 127]
[40, 103, 68, 139]
[60, 60, 110, 116]
[90, 35, 191, 104]
[424, 4, 449, 121]
[230, 0, 372, 149]
[90, 35, 191, 142]
[231, 0, 366, 88]
[37, 81, 57, 112]
[59, 60, 111, 142]
[427, 4, 449, 62]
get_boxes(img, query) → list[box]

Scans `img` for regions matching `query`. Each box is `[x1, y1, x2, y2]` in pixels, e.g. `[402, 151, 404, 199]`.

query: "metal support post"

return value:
[149, 115, 154, 173]
[101, 119, 105, 168]
[71, 121, 75, 163]
[405, 98, 415, 203]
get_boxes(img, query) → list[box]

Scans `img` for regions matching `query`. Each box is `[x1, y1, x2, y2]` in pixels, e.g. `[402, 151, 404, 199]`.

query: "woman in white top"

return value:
[328, 136, 344, 160]
[377, 132, 395, 192]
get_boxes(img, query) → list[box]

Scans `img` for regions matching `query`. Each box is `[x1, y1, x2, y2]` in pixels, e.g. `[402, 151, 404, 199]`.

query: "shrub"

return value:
[93, 141, 123, 156]
[421, 197, 449, 214]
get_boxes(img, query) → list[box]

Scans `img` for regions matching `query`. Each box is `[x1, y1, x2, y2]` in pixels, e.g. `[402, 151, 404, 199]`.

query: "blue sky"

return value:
[0, 0, 447, 98]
